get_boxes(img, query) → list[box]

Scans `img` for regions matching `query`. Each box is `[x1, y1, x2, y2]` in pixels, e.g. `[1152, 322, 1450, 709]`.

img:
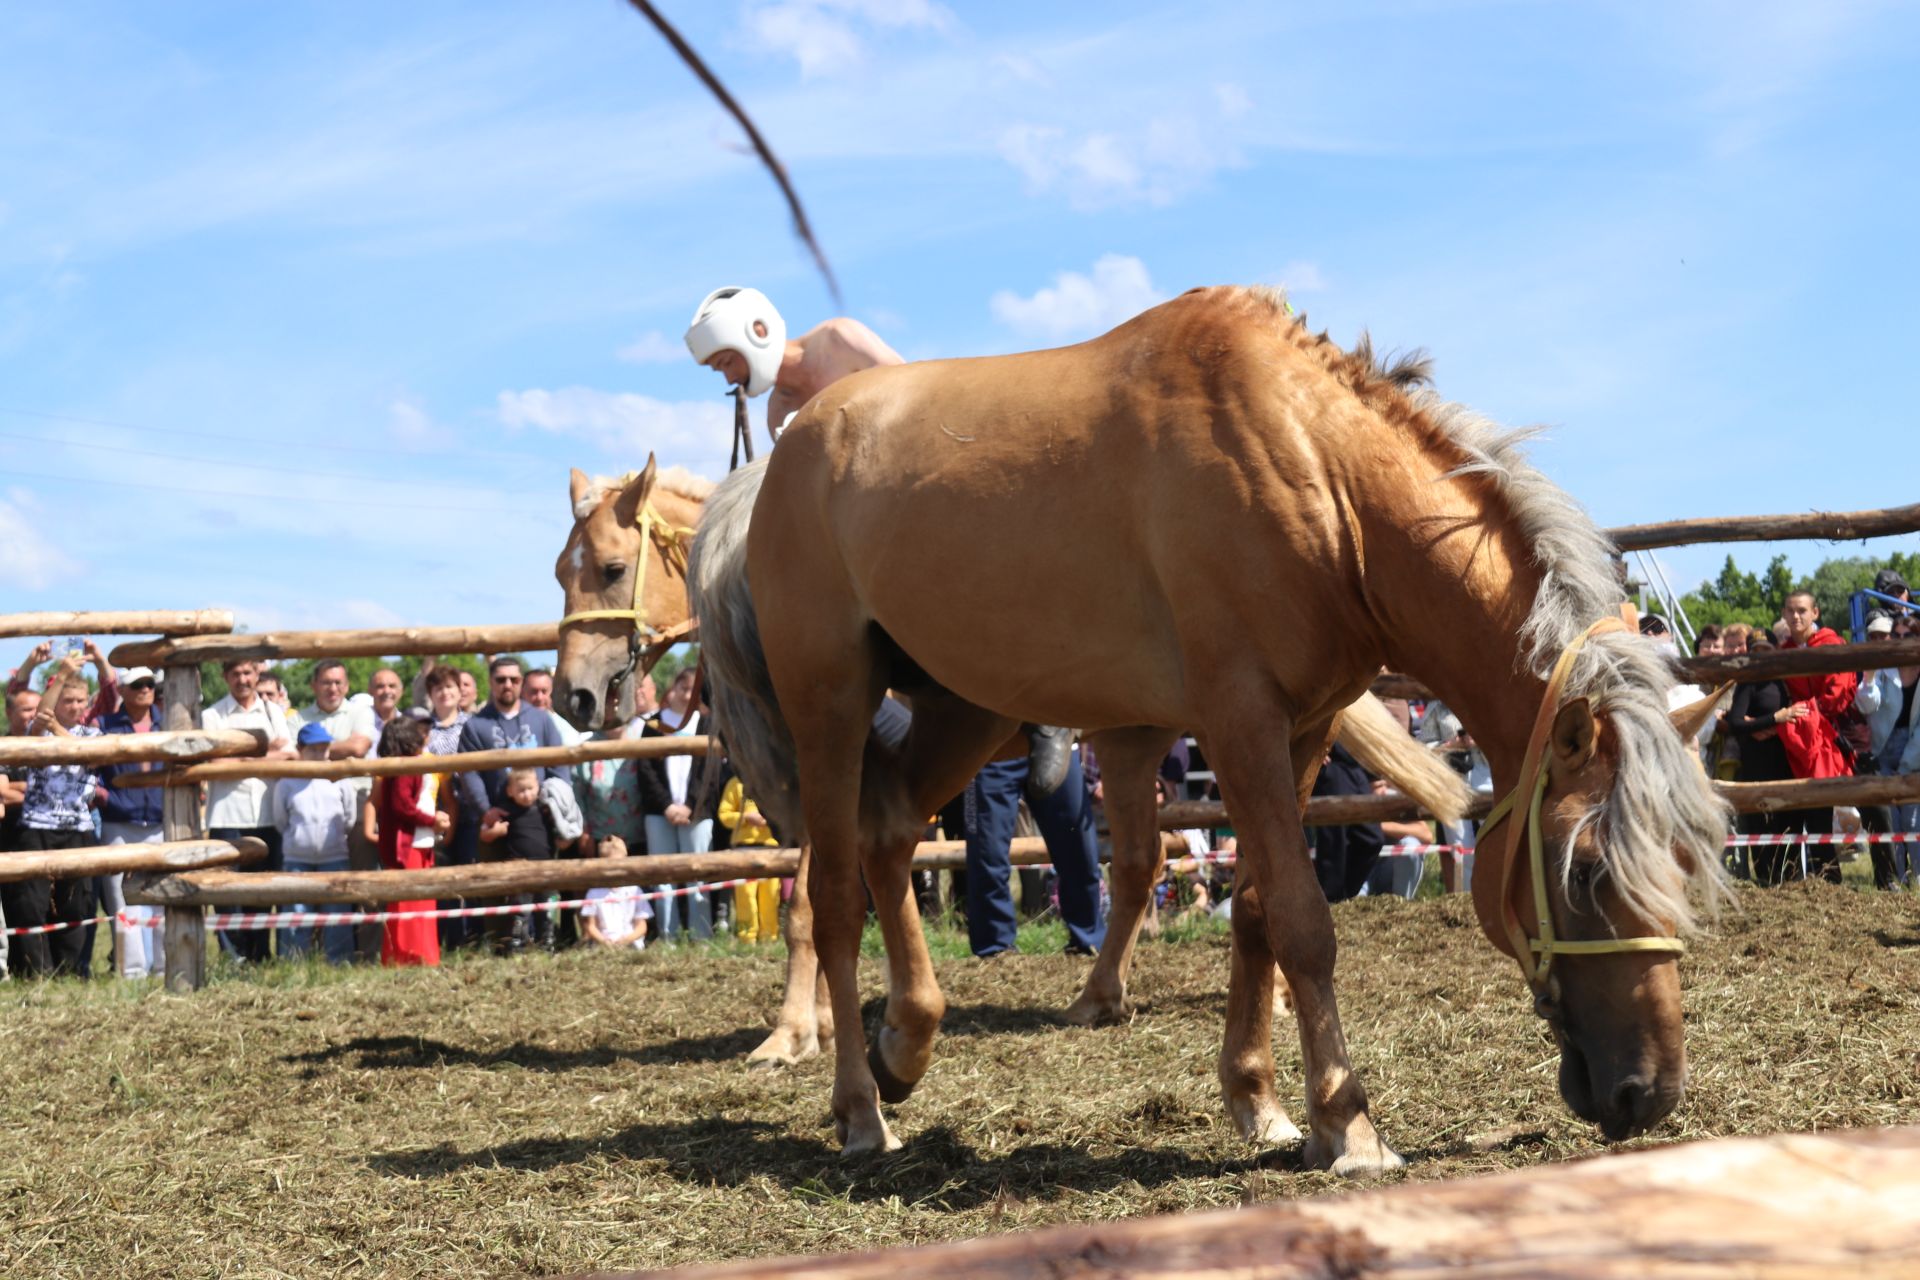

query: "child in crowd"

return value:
[718, 768, 781, 943]
[479, 766, 554, 954]
[370, 716, 448, 967]
[268, 722, 359, 964]
[579, 835, 653, 951]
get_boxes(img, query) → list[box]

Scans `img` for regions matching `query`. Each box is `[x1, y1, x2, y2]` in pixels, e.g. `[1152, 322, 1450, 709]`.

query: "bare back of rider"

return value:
[764, 317, 905, 442]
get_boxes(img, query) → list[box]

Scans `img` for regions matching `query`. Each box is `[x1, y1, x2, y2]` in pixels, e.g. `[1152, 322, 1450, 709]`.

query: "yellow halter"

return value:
[1479, 615, 1686, 994]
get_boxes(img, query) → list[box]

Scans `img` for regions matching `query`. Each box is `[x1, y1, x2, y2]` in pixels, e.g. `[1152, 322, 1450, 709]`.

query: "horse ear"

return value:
[613, 455, 657, 527]
[1550, 697, 1598, 769]
[1670, 683, 1731, 742]
[568, 468, 591, 514]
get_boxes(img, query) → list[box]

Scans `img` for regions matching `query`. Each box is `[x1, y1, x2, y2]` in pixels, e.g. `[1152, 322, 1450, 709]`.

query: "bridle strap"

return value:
[1480, 615, 1685, 993]
[558, 495, 699, 715]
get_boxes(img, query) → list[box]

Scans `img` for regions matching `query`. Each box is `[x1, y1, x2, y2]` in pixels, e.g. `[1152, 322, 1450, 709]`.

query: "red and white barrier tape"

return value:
[1, 877, 760, 936]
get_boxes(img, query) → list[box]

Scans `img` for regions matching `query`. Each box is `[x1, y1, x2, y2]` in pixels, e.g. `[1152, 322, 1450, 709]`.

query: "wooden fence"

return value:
[5, 496, 1919, 991]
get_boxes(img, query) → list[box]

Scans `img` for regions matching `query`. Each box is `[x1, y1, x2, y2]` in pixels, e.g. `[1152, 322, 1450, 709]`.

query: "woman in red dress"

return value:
[371, 716, 448, 966]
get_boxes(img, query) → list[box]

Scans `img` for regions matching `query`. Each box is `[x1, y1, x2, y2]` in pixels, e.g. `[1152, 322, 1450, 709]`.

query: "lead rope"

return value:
[730, 386, 754, 470]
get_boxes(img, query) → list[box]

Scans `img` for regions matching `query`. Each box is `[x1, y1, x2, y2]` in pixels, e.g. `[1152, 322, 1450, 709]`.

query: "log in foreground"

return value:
[125, 835, 1186, 906]
[0, 608, 234, 639]
[0, 838, 264, 886]
[0, 727, 265, 769]
[1608, 500, 1920, 551]
[118, 733, 712, 788]
[109, 621, 562, 668]
[592, 1127, 1920, 1280]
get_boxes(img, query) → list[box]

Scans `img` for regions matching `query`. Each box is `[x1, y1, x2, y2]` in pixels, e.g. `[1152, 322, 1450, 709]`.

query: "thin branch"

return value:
[625, 0, 844, 309]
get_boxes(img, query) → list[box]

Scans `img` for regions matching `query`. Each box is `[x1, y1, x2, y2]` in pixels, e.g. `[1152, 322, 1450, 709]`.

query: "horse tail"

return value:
[1334, 691, 1474, 825]
[686, 456, 806, 841]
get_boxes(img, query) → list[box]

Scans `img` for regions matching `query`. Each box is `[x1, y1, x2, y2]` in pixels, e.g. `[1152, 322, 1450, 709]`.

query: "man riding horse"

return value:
[683, 285, 1074, 793]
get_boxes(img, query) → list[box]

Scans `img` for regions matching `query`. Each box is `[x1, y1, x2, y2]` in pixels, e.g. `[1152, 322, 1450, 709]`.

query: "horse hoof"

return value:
[1226, 1094, 1303, 1146]
[746, 1028, 821, 1068]
[867, 1040, 918, 1104]
[836, 1110, 903, 1156]
[1063, 993, 1133, 1028]
[1305, 1131, 1405, 1178]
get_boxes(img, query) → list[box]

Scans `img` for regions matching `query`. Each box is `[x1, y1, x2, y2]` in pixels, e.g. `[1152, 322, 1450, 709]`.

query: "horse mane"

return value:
[1239, 284, 1732, 932]
[571, 466, 716, 521]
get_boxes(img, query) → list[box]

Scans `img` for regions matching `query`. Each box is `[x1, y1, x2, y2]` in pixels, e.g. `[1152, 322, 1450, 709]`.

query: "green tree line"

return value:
[1672, 550, 1920, 632]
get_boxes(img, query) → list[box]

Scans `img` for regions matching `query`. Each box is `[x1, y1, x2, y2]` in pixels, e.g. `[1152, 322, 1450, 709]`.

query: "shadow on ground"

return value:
[282, 1029, 770, 1075]
[368, 1117, 1261, 1207]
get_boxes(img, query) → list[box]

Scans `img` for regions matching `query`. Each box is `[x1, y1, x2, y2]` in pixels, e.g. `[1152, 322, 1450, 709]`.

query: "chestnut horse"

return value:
[689, 285, 1730, 1169]
[558, 457, 1470, 1072]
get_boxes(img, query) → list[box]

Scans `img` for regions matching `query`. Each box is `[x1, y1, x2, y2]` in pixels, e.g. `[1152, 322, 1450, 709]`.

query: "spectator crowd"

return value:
[1, 567, 1916, 981]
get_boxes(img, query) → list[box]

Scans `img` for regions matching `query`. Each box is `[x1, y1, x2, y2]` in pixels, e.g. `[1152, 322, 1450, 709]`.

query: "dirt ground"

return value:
[2, 881, 1916, 1278]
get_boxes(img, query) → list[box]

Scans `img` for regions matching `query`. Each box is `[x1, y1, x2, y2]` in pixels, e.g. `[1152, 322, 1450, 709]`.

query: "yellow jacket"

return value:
[719, 776, 779, 847]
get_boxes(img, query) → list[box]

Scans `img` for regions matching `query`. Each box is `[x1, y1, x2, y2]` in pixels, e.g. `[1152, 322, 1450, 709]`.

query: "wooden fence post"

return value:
[160, 663, 207, 993]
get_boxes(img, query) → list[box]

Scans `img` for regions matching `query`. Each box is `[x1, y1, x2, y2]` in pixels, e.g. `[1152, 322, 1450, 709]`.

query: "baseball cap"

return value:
[120, 666, 158, 687]
[1866, 612, 1894, 636]
[296, 722, 335, 746]
[1874, 569, 1909, 598]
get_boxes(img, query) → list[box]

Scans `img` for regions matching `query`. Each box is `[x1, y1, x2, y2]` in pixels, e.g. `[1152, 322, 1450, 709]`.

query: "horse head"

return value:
[553, 457, 658, 731]
[1471, 680, 1730, 1143]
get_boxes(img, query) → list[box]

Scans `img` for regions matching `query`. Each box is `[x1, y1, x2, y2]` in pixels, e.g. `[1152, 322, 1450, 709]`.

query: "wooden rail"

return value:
[0, 728, 266, 769]
[1369, 635, 1920, 703]
[123, 835, 1185, 907]
[588, 1127, 1920, 1280]
[0, 609, 234, 639]
[1607, 500, 1920, 551]
[118, 733, 712, 788]
[108, 622, 561, 667]
[0, 837, 264, 886]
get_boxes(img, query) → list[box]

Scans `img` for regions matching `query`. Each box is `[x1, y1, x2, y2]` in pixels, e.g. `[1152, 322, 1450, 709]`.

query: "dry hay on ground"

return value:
[1, 883, 1916, 1278]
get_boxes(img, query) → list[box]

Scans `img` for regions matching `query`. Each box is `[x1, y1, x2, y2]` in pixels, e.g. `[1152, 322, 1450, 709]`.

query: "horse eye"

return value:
[602, 562, 626, 582]
[1569, 861, 1596, 895]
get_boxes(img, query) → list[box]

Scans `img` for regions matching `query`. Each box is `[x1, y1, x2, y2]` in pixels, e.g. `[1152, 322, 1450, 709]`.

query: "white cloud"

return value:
[387, 393, 452, 446]
[615, 330, 685, 364]
[0, 488, 84, 589]
[990, 255, 1166, 342]
[743, 0, 954, 79]
[1276, 260, 1328, 294]
[498, 387, 733, 471]
[997, 85, 1254, 209]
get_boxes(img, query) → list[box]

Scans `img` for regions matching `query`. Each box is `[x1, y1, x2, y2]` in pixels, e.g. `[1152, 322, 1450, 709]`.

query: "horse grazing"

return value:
[689, 285, 1730, 1170]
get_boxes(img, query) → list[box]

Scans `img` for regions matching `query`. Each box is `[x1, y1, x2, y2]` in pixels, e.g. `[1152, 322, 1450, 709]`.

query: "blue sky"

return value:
[3, 1, 1917, 678]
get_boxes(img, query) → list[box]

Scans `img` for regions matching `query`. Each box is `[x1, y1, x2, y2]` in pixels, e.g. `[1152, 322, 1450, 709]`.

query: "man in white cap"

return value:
[685, 286, 1074, 794]
[685, 286, 904, 445]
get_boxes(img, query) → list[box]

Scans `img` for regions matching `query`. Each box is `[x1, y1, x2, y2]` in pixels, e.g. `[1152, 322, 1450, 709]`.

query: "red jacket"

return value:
[1779, 628, 1856, 780]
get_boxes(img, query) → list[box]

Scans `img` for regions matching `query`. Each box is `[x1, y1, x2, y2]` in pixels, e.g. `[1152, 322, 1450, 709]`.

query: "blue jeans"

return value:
[280, 856, 356, 964]
[1881, 728, 1918, 884]
[644, 815, 713, 940]
[964, 749, 1105, 957]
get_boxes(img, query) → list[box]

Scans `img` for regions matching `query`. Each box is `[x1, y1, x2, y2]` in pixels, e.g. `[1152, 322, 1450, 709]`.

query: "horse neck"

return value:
[1352, 460, 1553, 785]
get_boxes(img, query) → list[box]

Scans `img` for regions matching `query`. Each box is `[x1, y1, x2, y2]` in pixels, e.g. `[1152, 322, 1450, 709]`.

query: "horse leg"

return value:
[1065, 727, 1178, 1027]
[867, 694, 1020, 1102]
[1205, 690, 1400, 1176]
[1214, 719, 1334, 1145]
[746, 843, 825, 1066]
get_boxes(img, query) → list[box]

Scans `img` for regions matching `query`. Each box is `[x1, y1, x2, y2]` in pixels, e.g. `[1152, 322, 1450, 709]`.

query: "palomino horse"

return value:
[559, 456, 1470, 1071]
[690, 285, 1730, 1170]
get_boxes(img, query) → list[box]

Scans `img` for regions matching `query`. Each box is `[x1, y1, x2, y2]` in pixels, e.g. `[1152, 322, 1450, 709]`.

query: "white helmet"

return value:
[684, 287, 786, 397]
